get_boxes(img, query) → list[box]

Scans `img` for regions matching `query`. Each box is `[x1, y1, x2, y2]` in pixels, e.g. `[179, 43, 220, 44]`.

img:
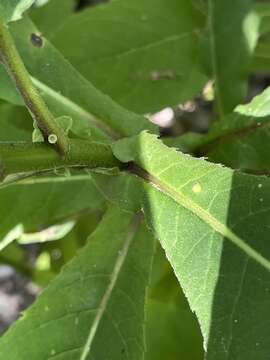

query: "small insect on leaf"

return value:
[30, 33, 43, 48]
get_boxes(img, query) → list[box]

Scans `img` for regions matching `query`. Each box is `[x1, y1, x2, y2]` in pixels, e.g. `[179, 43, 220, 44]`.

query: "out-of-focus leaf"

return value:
[164, 111, 270, 172]
[0, 102, 32, 141]
[252, 42, 270, 73]
[255, 2, 270, 36]
[18, 220, 75, 244]
[0, 206, 155, 360]
[0, 0, 34, 23]
[203, 0, 259, 115]
[0, 243, 30, 276]
[51, 0, 207, 114]
[113, 132, 270, 359]
[30, 0, 75, 39]
[237, 86, 270, 118]
[165, 86, 270, 172]
[0, 175, 105, 250]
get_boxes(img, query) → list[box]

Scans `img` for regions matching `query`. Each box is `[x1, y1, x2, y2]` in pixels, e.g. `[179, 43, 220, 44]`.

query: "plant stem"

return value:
[0, 139, 120, 177]
[0, 21, 69, 156]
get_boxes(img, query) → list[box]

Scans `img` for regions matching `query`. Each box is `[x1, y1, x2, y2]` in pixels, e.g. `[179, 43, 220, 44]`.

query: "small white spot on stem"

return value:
[48, 134, 58, 144]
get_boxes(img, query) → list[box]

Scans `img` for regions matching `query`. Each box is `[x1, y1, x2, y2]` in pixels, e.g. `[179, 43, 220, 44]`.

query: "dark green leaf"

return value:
[30, 0, 75, 39]
[0, 102, 32, 141]
[0, 0, 34, 23]
[165, 111, 270, 172]
[0, 17, 157, 140]
[0, 206, 155, 360]
[146, 245, 203, 360]
[51, 0, 207, 114]
[203, 0, 258, 115]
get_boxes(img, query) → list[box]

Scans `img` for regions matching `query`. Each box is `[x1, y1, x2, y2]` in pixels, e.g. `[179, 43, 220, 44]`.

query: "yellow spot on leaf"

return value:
[192, 183, 202, 194]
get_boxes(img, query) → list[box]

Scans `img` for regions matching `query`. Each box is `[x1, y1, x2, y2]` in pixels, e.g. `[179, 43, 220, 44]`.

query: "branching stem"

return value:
[0, 20, 69, 156]
[0, 139, 120, 178]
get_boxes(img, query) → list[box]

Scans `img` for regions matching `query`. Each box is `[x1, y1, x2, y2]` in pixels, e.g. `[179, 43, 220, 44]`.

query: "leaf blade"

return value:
[113, 132, 270, 358]
[205, 0, 259, 115]
[0, 0, 34, 23]
[0, 206, 155, 359]
[51, 0, 207, 114]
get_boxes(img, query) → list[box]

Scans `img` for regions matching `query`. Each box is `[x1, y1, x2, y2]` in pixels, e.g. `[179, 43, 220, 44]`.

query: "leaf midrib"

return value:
[133, 164, 270, 271]
[81, 31, 197, 66]
[79, 213, 141, 360]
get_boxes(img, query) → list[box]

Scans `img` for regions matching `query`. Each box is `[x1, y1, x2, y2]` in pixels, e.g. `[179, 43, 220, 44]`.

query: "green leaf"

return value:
[88, 171, 144, 213]
[204, 0, 259, 115]
[146, 245, 203, 360]
[252, 42, 270, 73]
[113, 132, 270, 358]
[0, 102, 32, 141]
[255, 2, 270, 36]
[0, 17, 157, 141]
[237, 86, 270, 118]
[0, 68, 24, 105]
[51, 0, 207, 114]
[18, 220, 75, 244]
[0, 175, 105, 250]
[30, 0, 75, 39]
[0, 206, 155, 360]
[0, 0, 34, 23]
[205, 118, 270, 173]
[164, 111, 270, 172]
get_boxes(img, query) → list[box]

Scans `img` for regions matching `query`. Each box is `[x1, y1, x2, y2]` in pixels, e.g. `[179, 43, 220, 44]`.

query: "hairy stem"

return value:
[0, 21, 69, 155]
[0, 139, 120, 178]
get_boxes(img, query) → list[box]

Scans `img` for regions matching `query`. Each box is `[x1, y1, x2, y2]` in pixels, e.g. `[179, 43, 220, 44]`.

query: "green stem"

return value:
[0, 21, 69, 156]
[0, 139, 120, 177]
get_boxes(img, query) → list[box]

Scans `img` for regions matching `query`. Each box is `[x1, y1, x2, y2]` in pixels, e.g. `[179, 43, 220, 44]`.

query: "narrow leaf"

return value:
[205, 0, 259, 115]
[0, 176, 105, 249]
[0, 206, 155, 360]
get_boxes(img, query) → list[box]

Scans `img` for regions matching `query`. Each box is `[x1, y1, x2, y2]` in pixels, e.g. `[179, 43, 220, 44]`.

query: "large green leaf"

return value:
[51, 0, 207, 114]
[0, 0, 34, 23]
[0, 175, 105, 250]
[113, 132, 270, 359]
[0, 17, 157, 140]
[0, 206, 155, 360]
[204, 0, 259, 115]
